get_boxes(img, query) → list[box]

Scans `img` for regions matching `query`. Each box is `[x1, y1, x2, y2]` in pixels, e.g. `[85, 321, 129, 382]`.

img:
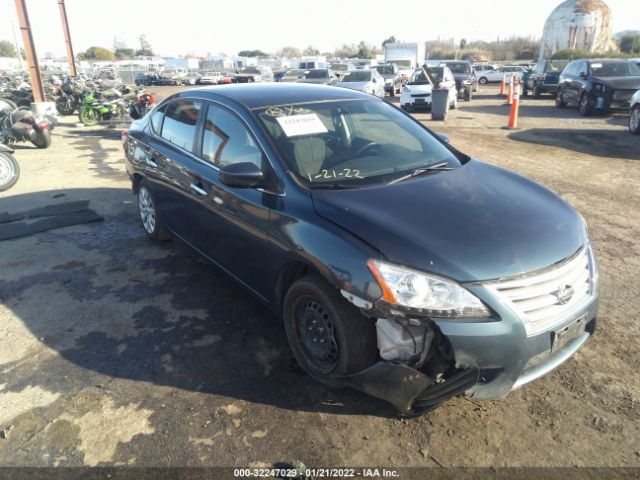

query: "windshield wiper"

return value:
[387, 162, 453, 185]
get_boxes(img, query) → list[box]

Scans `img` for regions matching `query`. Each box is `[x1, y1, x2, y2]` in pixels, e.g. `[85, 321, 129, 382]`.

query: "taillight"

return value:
[38, 122, 50, 130]
[148, 94, 155, 104]
[540, 74, 546, 81]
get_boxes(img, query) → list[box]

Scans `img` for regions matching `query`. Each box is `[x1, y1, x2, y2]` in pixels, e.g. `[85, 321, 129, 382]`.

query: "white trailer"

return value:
[383, 42, 425, 78]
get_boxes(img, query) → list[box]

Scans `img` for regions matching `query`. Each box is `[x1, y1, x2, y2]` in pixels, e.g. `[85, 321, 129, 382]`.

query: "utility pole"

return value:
[57, 0, 77, 76]
[13, 0, 45, 103]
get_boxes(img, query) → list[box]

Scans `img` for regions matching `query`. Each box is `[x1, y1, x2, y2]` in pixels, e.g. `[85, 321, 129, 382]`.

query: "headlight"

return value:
[593, 83, 607, 93]
[368, 260, 490, 318]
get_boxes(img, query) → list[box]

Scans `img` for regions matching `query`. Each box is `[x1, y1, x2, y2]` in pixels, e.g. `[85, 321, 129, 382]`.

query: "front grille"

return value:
[485, 246, 594, 336]
[411, 93, 431, 98]
[613, 89, 635, 102]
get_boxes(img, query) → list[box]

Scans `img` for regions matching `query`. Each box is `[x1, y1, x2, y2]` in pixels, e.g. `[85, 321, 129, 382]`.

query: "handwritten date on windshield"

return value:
[308, 169, 364, 181]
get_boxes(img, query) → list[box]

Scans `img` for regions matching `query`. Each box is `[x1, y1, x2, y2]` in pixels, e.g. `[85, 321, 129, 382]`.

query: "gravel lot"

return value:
[0, 84, 638, 473]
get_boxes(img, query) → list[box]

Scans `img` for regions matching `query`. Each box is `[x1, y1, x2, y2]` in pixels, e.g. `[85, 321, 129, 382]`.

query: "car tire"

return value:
[555, 89, 567, 109]
[533, 83, 542, 98]
[579, 93, 593, 117]
[283, 274, 377, 382]
[629, 105, 640, 135]
[479, 77, 488, 85]
[137, 180, 171, 242]
[464, 87, 472, 101]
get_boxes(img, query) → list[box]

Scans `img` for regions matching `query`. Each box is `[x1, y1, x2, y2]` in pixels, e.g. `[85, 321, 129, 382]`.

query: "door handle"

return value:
[190, 183, 207, 196]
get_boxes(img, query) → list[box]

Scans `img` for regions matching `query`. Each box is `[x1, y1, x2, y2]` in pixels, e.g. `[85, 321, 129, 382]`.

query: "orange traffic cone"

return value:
[499, 75, 506, 96]
[507, 78, 521, 129]
[507, 76, 514, 105]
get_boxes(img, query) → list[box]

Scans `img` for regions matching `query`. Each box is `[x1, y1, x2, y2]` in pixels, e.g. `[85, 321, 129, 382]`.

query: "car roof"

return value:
[181, 83, 374, 109]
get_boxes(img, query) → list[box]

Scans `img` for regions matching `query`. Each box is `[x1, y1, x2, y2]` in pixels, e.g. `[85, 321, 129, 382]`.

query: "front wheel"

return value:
[55, 98, 75, 115]
[283, 275, 377, 381]
[478, 77, 488, 85]
[579, 93, 593, 117]
[0, 151, 20, 192]
[79, 107, 101, 126]
[31, 130, 51, 149]
[629, 105, 640, 135]
[555, 89, 567, 109]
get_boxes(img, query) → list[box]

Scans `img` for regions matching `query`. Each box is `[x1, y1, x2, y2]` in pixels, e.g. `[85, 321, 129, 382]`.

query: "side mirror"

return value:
[219, 162, 263, 188]
[436, 133, 450, 144]
[579, 72, 587, 78]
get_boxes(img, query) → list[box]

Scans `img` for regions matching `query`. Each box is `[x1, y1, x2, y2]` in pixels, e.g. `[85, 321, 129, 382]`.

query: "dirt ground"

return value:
[0, 84, 639, 473]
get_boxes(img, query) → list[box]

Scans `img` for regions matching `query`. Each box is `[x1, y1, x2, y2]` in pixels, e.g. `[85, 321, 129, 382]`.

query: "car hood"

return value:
[336, 81, 370, 90]
[404, 84, 433, 94]
[311, 160, 586, 282]
[593, 76, 640, 89]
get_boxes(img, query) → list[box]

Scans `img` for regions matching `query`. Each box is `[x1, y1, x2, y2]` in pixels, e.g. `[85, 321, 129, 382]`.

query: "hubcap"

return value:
[295, 298, 339, 373]
[138, 187, 156, 234]
[0, 154, 16, 187]
[631, 108, 640, 132]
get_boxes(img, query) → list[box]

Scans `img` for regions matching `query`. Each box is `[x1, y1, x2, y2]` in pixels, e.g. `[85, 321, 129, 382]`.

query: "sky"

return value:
[1, 0, 638, 58]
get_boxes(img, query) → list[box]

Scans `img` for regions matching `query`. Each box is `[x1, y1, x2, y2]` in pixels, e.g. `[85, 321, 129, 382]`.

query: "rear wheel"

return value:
[283, 275, 377, 381]
[31, 130, 51, 149]
[478, 77, 488, 85]
[533, 83, 543, 98]
[629, 105, 640, 135]
[137, 180, 170, 242]
[0, 151, 19, 192]
[55, 98, 75, 115]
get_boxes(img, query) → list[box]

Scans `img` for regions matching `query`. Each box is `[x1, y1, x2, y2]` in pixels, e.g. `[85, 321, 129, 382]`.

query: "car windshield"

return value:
[425, 68, 444, 84]
[341, 71, 371, 82]
[407, 69, 432, 85]
[330, 64, 348, 72]
[375, 66, 395, 75]
[590, 61, 640, 77]
[444, 62, 470, 74]
[303, 69, 329, 79]
[393, 60, 412, 68]
[257, 100, 460, 187]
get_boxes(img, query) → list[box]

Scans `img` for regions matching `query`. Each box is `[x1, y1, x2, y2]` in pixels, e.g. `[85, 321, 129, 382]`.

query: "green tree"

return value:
[136, 35, 154, 56]
[619, 34, 640, 54]
[334, 44, 358, 58]
[114, 48, 135, 59]
[238, 49, 269, 57]
[0, 40, 17, 58]
[356, 41, 373, 59]
[278, 46, 301, 58]
[303, 46, 320, 56]
[459, 38, 467, 50]
[78, 46, 115, 61]
[382, 36, 397, 47]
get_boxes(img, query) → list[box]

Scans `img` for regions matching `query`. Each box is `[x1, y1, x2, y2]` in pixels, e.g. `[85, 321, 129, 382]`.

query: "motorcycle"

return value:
[55, 76, 87, 115]
[0, 144, 19, 192]
[0, 99, 52, 149]
[77, 90, 130, 126]
[129, 90, 155, 120]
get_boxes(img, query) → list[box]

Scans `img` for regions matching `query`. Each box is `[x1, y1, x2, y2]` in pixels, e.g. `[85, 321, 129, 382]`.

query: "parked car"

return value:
[628, 89, 640, 134]
[299, 60, 329, 70]
[329, 62, 355, 78]
[477, 66, 526, 84]
[135, 73, 165, 86]
[525, 59, 568, 98]
[296, 69, 338, 86]
[439, 60, 478, 99]
[278, 69, 305, 83]
[217, 73, 233, 85]
[124, 83, 599, 415]
[472, 64, 496, 73]
[183, 72, 202, 86]
[399, 66, 457, 111]
[198, 72, 223, 85]
[556, 58, 640, 116]
[373, 64, 403, 96]
[335, 69, 385, 98]
[236, 66, 274, 83]
[160, 68, 185, 86]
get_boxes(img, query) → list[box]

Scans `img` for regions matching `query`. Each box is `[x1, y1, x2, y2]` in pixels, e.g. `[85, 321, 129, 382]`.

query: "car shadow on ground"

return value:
[0, 188, 395, 418]
[507, 128, 640, 160]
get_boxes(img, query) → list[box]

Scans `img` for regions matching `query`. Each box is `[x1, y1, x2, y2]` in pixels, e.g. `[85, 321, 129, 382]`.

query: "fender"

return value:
[0, 143, 15, 154]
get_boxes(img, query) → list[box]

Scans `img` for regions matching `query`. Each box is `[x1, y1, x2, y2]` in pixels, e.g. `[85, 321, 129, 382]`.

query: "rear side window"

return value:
[201, 104, 262, 168]
[161, 100, 202, 151]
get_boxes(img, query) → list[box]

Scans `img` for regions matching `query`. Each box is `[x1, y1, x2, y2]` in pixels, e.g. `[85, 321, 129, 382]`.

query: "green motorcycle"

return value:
[77, 90, 129, 126]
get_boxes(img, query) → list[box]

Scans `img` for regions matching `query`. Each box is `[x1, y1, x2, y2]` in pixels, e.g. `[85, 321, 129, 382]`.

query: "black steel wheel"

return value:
[283, 275, 377, 380]
[555, 88, 567, 108]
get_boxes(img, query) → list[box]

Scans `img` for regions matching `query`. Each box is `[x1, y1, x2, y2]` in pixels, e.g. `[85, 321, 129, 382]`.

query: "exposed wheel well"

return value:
[275, 261, 322, 314]
[132, 173, 143, 193]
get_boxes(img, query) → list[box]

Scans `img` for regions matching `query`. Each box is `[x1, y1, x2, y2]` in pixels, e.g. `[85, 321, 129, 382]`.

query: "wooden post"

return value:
[57, 0, 77, 77]
[13, 0, 45, 103]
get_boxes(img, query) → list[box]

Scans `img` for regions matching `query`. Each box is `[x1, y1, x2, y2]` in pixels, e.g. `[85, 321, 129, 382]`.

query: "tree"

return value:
[303, 46, 320, 56]
[114, 48, 135, 59]
[78, 46, 115, 61]
[0, 40, 17, 58]
[356, 41, 373, 59]
[382, 36, 397, 47]
[459, 38, 467, 50]
[333, 44, 358, 58]
[136, 35, 154, 57]
[278, 46, 301, 58]
[619, 34, 640, 54]
[238, 49, 268, 57]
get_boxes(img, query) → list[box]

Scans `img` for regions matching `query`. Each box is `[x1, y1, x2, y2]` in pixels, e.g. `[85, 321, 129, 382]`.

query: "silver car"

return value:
[336, 69, 385, 98]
